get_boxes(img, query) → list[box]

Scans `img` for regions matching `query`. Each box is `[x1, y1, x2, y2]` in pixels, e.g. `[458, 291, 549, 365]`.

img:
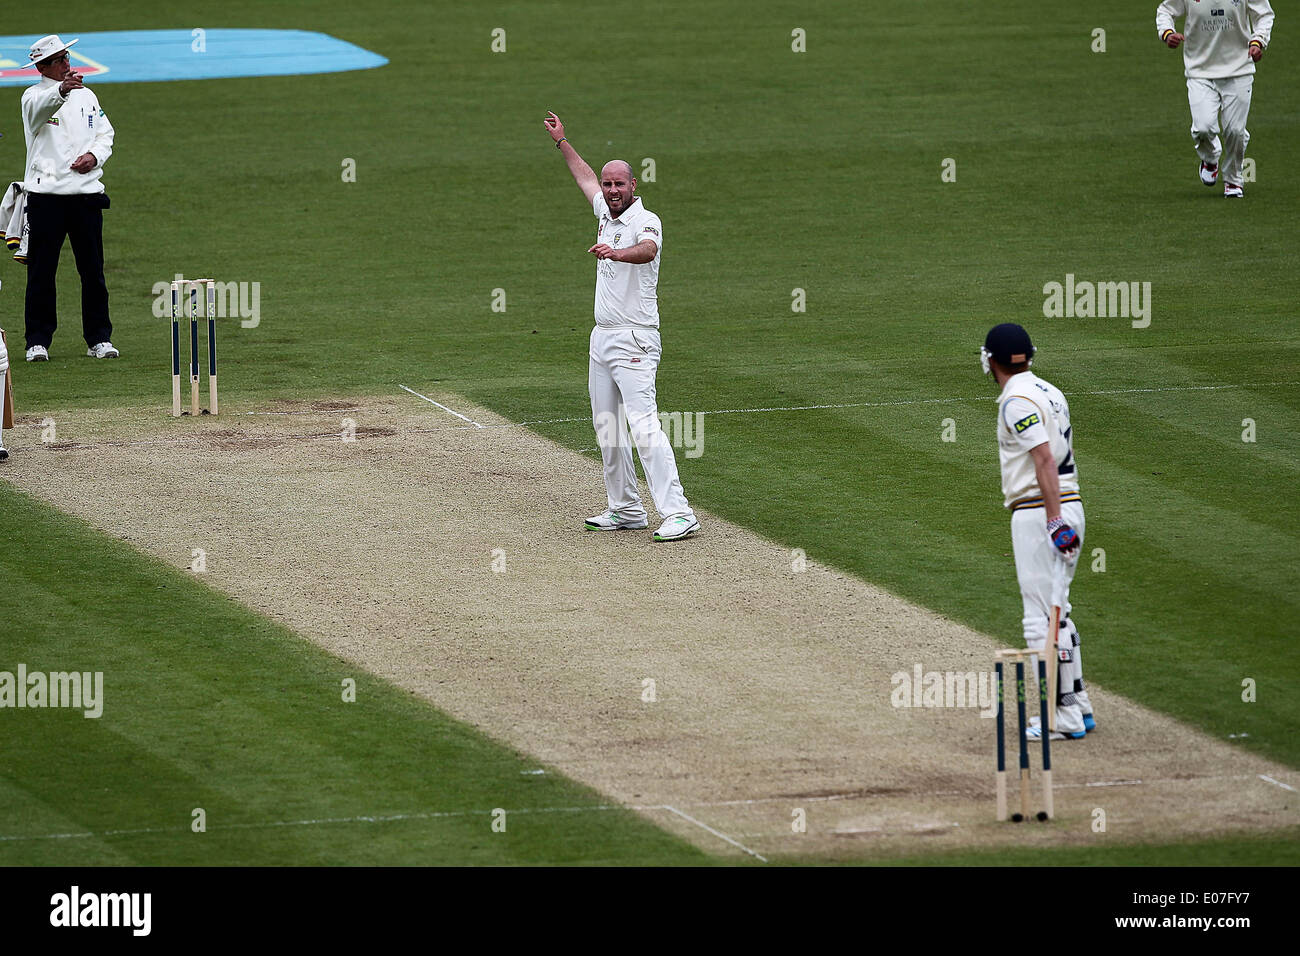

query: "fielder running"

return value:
[544, 111, 699, 542]
[1156, 0, 1275, 198]
[982, 324, 1094, 740]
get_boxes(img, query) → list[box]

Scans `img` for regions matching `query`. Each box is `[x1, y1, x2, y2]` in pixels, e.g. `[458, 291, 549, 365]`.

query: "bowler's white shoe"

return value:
[653, 515, 700, 542]
[87, 342, 119, 358]
[1224, 183, 1243, 199]
[584, 510, 648, 531]
[26, 345, 49, 362]
[1199, 161, 1219, 186]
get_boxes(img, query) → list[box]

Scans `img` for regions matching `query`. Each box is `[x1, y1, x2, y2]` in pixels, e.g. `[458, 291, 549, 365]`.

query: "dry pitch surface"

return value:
[4, 393, 1296, 862]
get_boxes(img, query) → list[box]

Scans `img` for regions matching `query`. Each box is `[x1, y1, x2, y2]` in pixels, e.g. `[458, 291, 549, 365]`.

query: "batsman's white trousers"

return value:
[588, 326, 693, 522]
[1011, 500, 1091, 733]
[1187, 75, 1253, 187]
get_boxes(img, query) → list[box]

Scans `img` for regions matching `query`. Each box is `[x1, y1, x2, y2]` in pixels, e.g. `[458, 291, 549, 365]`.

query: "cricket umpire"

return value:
[982, 324, 1095, 740]
[1157, 1, 1275, 198]
[544, 111, 699, 542]
[21, 34, 118, 362]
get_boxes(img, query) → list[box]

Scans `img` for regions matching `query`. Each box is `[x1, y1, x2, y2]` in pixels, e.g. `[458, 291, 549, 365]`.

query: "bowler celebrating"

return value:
[1156, 0, 1275, 198]
[544, 111, 698, 542]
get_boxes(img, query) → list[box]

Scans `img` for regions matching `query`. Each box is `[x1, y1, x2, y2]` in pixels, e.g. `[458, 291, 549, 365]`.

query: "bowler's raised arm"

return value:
[545, 111, 600, 204]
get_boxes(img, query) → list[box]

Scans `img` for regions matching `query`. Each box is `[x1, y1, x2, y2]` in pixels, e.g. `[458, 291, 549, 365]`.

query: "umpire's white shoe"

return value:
[653, 515, 700, 542]
[584, 510, 648, 531]
[0, 445, 8, 461]
[26, 345, 49, 362]
[87, 342, 119, 359]
[1224, 183, 1243, 199]
[1199, 160, 1219, 186]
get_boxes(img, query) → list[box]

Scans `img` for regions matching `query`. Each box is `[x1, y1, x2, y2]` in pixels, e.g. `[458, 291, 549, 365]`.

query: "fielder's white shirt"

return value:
[996, 371, 1081, 509]
[1157, 0, 1275, 79]
[592, 194, 662, 329]
[21, 77, 114, 194]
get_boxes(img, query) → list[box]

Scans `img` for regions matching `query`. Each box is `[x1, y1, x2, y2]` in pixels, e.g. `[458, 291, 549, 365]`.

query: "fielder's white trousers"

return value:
[1187, 75, 1253, 187]
[1011, 500, 1092, 734]
[588, 326, 693, 522]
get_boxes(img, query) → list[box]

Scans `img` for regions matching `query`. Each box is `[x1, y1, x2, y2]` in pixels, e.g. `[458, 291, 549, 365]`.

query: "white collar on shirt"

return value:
[609, 196, 642, 223]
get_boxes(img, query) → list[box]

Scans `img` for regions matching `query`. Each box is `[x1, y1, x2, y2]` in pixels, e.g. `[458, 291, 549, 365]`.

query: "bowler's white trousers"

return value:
[1187, 75, 1253, 187]
[588, 326, 693, 522]
[1011, 500, 1093, 734]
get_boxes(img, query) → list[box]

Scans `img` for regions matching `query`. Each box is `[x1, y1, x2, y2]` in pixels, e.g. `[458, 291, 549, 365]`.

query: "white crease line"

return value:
[398, 385, 485, 428]
[1083, 779, 1146, 788]
[682, 380, 1300, 419]
[514, 379, 1300, 426]
[240, 409, 363, 417]
[0, 804, 625, 843]
[1, 772, 1286, 846]
[19, 379, 1300, 453]
[661, 805, 769, 862]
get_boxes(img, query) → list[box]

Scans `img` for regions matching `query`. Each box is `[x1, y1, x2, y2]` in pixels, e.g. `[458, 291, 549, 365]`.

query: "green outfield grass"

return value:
[0, 486, 709, 865]
[2, 0, 1297, 864]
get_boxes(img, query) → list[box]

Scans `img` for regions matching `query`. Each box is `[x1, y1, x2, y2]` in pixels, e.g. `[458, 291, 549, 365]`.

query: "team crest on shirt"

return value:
[612, 232, 622, 244]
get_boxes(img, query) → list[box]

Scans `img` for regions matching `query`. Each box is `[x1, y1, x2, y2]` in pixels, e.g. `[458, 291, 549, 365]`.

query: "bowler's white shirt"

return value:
[996, 371, 1081, 509]
[21, 76, 114, 194]
[1157, 0, 1275, 79]
[591, 194, 662, 329]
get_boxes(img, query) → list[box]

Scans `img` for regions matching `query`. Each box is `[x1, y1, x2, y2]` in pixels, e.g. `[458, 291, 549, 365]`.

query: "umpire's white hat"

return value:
[29, 35, 79, 63]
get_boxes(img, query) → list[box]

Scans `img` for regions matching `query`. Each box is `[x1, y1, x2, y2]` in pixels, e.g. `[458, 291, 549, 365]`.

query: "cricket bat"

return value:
[1047, 560, 1064, 733]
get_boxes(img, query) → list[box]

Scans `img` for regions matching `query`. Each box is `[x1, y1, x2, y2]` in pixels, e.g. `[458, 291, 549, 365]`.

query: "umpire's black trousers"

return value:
[24, 191, 112, 350]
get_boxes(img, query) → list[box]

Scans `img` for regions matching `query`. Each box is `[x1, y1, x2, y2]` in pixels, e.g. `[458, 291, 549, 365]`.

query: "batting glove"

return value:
[1046, 516, 1080, 559]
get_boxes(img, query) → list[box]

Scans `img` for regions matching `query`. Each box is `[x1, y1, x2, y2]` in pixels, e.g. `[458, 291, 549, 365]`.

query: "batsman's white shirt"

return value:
[1156, 0, 1275, 78]
[592, 194, 662, 329]
[996, 371, 1080, 511]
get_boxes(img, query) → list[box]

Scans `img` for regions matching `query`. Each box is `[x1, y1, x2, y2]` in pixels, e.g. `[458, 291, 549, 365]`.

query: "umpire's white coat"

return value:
[22, 76, 114, 195]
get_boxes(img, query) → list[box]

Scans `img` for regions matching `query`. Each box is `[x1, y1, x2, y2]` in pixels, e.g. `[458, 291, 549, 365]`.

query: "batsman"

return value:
[982, 324, 1095, 740]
